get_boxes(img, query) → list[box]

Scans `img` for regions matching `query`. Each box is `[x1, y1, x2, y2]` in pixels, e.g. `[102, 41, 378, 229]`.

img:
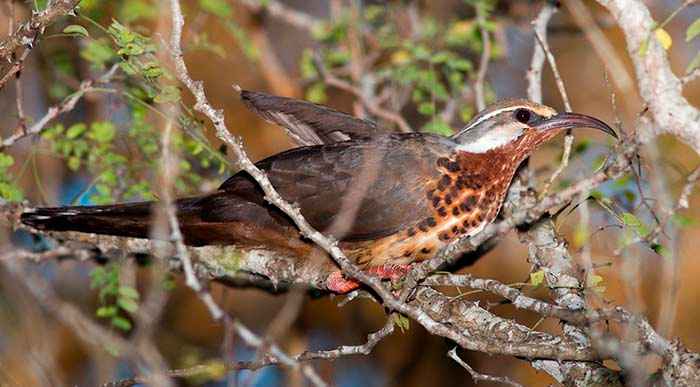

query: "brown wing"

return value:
[218, 133, 457, 241]
[239, 89, 390, 146]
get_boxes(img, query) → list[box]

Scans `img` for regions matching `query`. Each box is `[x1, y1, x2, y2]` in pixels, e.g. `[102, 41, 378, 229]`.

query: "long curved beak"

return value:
[534, 112, 618, 139]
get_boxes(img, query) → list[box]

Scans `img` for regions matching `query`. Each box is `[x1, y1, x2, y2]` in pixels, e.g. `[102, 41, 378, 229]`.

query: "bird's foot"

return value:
[325, 264, 413, 294]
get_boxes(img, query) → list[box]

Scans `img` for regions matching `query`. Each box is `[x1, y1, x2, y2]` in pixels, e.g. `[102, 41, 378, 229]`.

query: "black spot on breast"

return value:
[418, 221, 429, 232]
[420, 247, 432, 254]
[444, 194, 453, 205]
[452, 207, 460, 216]
[437, 207, 448, 217]
[447, 161, 460, 172]
[437, 175, 452, 191]
[432, 196, 441, 208]
[470, 219, 480, 227]
[452, 225, 459, 233]
[407, 227, 416, 237]
[426, 217, 437, 227]
[439, 232, 451, 241]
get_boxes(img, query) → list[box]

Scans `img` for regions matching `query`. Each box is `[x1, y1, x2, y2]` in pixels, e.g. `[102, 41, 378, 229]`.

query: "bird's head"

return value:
[451, 99, 617, 157]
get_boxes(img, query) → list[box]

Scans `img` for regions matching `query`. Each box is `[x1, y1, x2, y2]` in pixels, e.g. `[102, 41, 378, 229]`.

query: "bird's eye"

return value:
[514, 108, 531, 124]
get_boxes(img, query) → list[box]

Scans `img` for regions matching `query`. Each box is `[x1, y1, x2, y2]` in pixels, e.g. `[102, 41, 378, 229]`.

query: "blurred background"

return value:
[1, 0, 700, 385]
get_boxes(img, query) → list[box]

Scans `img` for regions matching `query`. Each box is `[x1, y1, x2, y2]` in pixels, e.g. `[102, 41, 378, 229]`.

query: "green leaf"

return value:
[66, 123, 87, 139]
[651, 243, 672, 258]
[117, 42, 145, 56]
[96, 306, 118, 318]
[417, 102, 435, 116]
[117, 297, 139, 313]
[118, 286, 140, 300]
[305, 83, 326, 103]
[0, 153, 14, 170]
[111, 316, 132, 331]
[686, 18, 700, 42]
[0, 181, 23, 201]
[529, 270, 545, 287]
[80, 39, 115, 68]
[422, 118, 452, 136]
[392, 313, 410, 333]
[588, 274, 603, 287]
[671, 214, 696, 228]
[142, 62, 164, 79]
[89, 122, 116, 143]
[154, 85, 181, 103]
[621, 212, 650, 238]
[199, 0, 232, 18]
[63, 24, 89, 38]
[67, 156, 81, 171]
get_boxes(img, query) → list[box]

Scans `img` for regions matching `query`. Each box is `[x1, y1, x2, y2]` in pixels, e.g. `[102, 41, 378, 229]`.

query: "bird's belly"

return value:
[346, 214, 491, 268]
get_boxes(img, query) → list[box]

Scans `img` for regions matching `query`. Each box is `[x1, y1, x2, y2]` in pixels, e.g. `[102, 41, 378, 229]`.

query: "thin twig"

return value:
[533, 29, 574, 195]
[313, 56, 413, 132]
[473, 5, 490, 111]
[448, 347, 523, 387]
[0, 64, 119, 150]
[0, 0, 80, 90]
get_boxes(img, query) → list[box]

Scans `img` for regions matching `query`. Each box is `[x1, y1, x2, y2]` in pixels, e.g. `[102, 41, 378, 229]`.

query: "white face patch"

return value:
[456, 123, 524, 153]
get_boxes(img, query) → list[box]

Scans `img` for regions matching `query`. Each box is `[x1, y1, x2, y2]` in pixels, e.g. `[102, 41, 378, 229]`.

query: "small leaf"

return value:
[111, 316, 132, 331]
[118, 286, 140, 300]
[418, 102, 435, 116]
[96, 306, 118, 318]
[671, 214, 696, 228]
[621, 212, 650, 238]
[655, 28, 672, 50]
[154, 85, 181, 103]
[105, 343, 120, 357]
[199, 0, 232, 18]
[422, 118, 452, 136]
[117, 297, 139, 313]
[588, 274, 603, 287]
[529, 270, 545, 287]
[66, 123, 87, 139]
[89, 122, 116, 143]
[67, 156, 81, 171]
[142, 62, 164, 79]
[392, 313, 410, 333]
[63, 24, 89, 38]
[651, 243, 672, 258]
[0, 153, 14, 170]
[686, 18, 700, 42]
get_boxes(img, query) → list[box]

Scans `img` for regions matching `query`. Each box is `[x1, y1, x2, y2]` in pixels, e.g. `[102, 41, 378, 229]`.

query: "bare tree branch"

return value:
[0, 0, 80, 90]
[595, 0, 700, 152]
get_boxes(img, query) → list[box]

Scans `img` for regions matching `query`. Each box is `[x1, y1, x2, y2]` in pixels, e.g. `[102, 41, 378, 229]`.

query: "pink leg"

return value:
[325, 264, 413, 293]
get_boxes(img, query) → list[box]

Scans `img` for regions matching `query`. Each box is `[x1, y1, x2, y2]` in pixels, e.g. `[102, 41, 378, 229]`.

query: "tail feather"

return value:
[19, 193, 306, 249]
[21, 201, 160, 239]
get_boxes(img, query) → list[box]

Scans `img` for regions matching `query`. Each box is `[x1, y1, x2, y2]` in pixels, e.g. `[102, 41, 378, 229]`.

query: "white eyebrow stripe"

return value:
[454, 105, 523, 137]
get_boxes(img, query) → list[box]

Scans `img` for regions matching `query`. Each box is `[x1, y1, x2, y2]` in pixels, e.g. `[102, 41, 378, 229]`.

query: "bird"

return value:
[21, 89, 617, 293]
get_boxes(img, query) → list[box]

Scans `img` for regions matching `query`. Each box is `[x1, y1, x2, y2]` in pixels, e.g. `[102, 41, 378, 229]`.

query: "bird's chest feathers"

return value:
[353, 148, 521, 267]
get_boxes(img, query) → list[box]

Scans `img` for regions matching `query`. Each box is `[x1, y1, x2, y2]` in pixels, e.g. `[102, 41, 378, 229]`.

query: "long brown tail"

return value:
[20, 198, 203, 240]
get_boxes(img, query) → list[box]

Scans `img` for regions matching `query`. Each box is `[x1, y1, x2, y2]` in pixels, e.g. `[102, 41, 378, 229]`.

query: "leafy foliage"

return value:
[0, 153, 22, 201]
[90, 264, 139, 332]
[298, 0, 500, 134]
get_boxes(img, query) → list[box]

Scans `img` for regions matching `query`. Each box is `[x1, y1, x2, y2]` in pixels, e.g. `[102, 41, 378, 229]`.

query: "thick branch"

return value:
[595, 0, 700, 151]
